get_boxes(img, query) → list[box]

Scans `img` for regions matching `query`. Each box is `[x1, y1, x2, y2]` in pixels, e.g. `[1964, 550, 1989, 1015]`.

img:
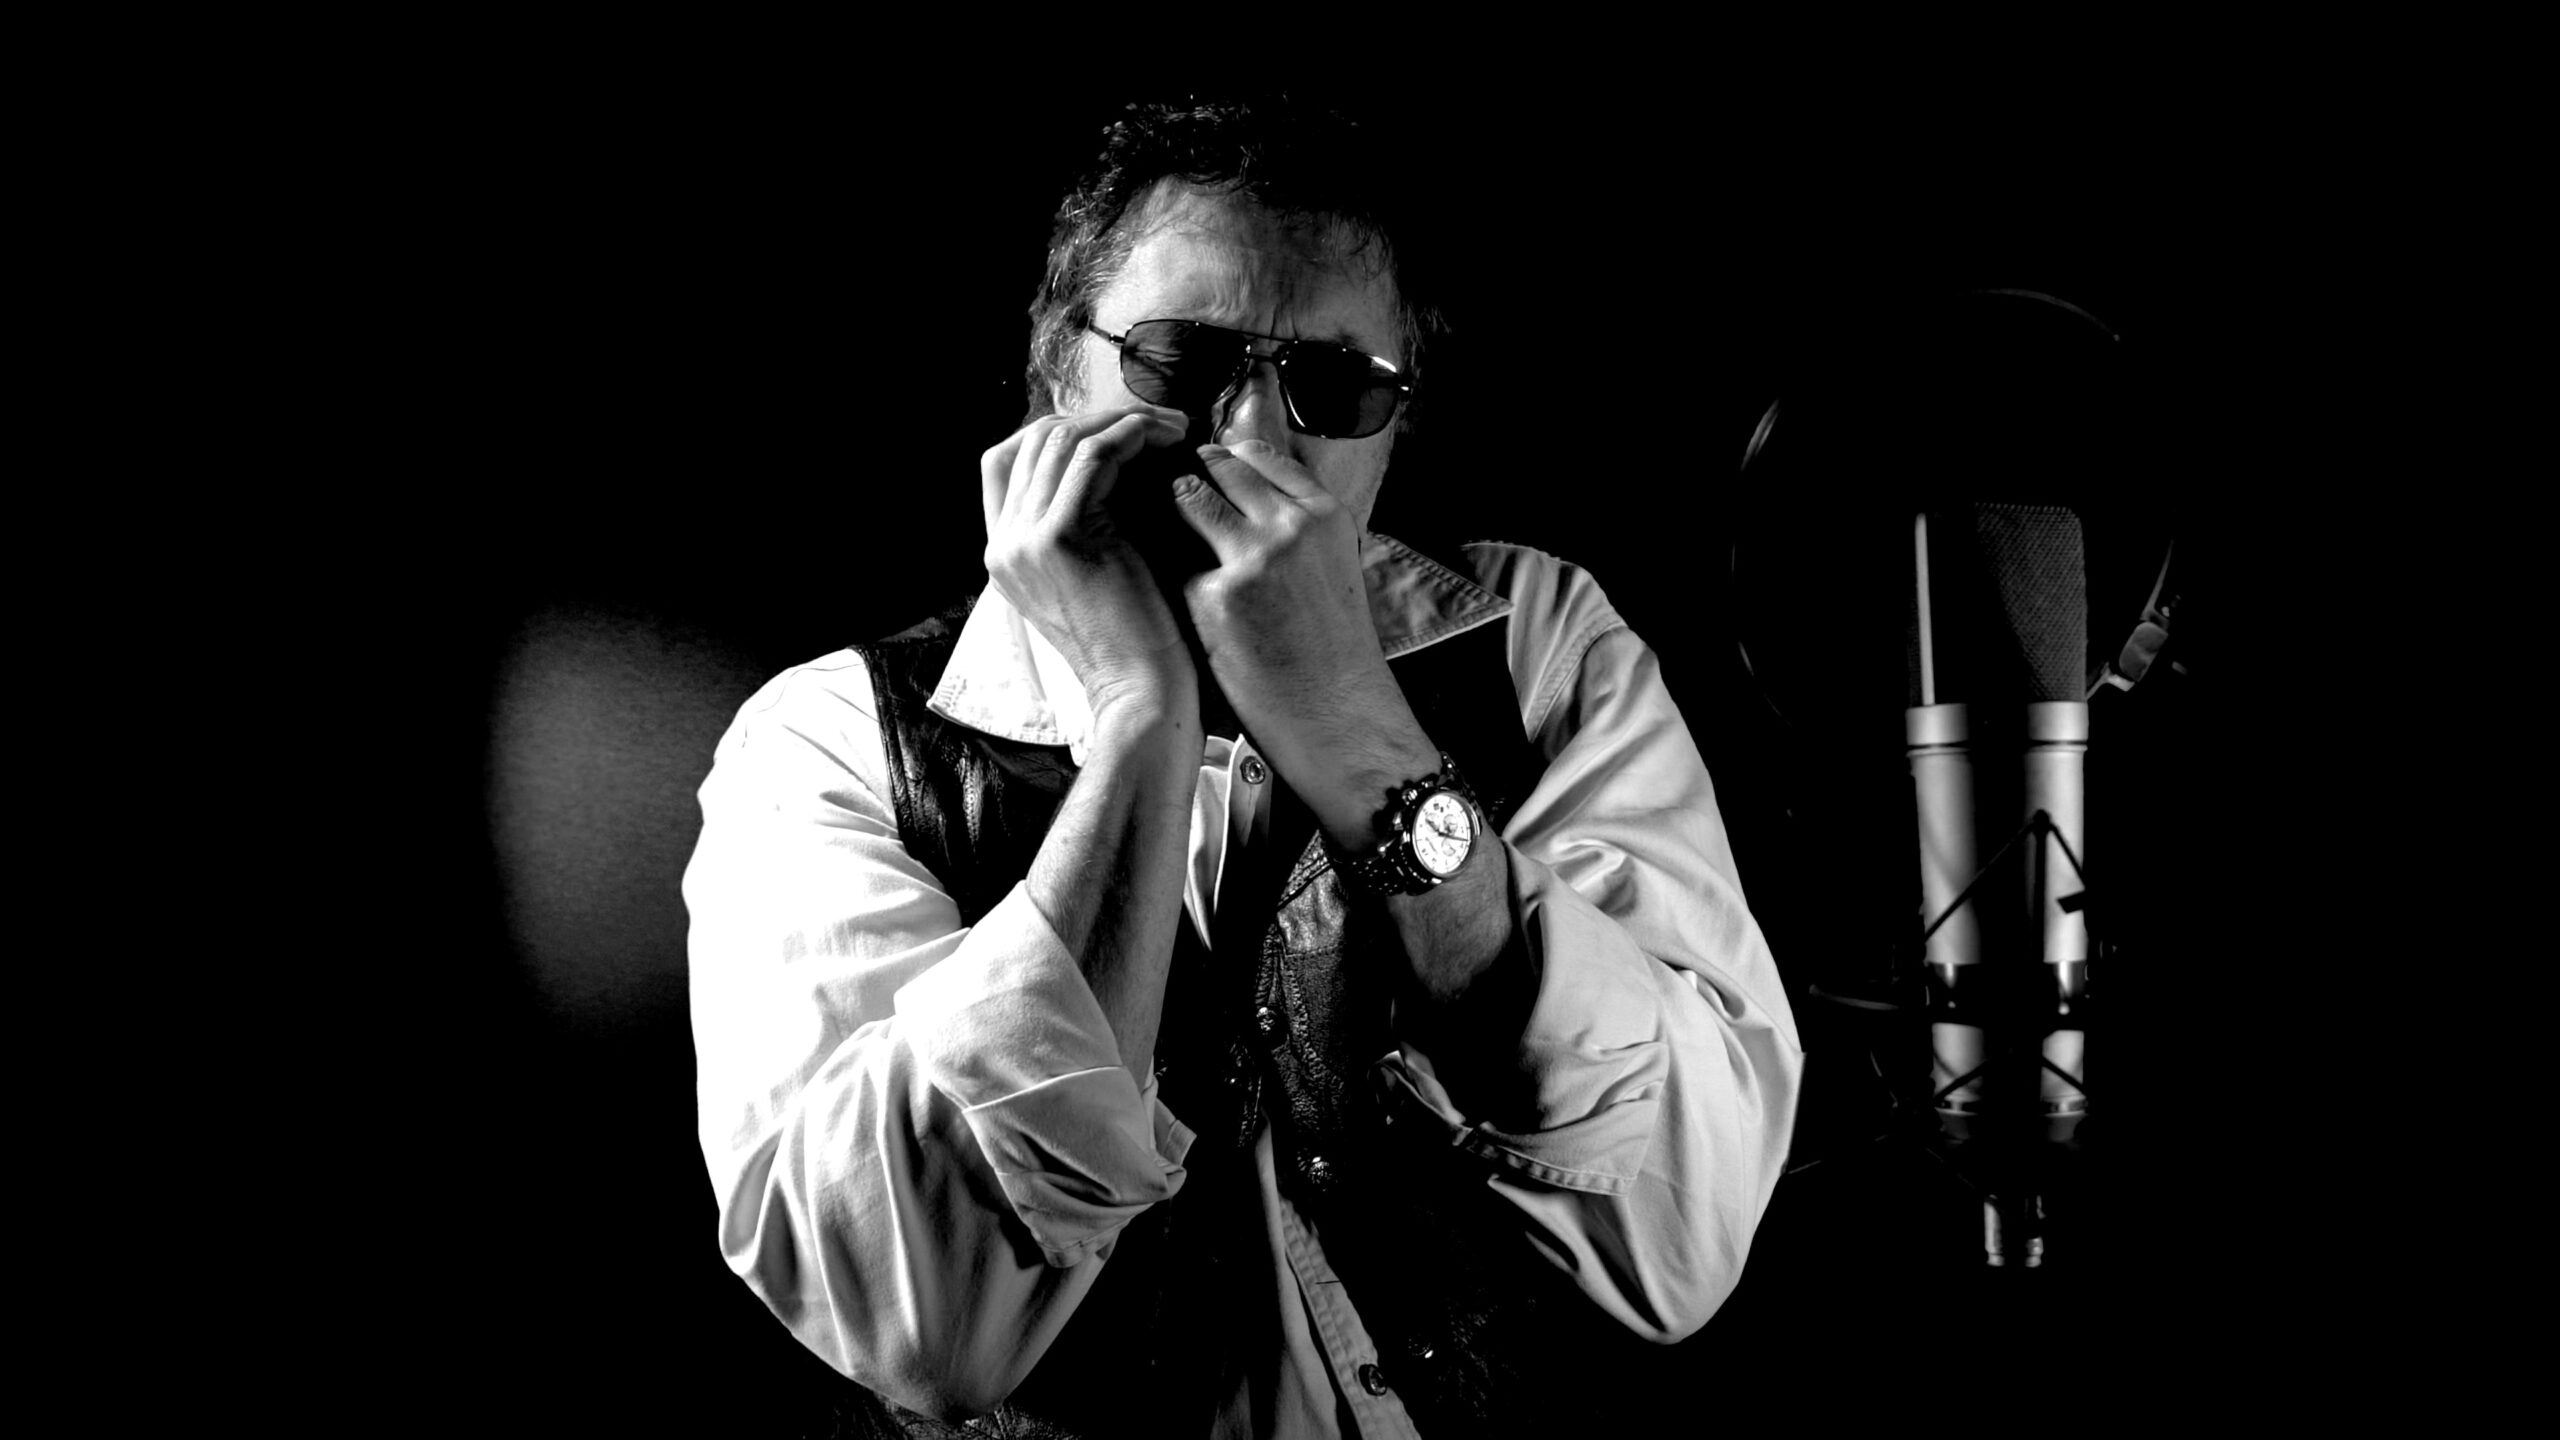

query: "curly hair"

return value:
[1021, 97, 1444, 431]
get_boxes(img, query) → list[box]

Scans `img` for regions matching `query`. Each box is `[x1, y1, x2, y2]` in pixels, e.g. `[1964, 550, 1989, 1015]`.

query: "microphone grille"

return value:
[1911, 503, 2087, 705]
[1970, 503, 2086, 703]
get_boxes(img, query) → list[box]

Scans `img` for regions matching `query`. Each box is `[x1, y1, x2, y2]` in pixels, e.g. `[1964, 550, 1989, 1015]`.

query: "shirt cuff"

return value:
[895, 884, 1195, 1266]
[1378, 843, 1669, 1194]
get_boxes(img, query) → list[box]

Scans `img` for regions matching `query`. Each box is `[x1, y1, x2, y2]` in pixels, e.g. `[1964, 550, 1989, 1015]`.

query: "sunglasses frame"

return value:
[1089, 318, 1413, 441]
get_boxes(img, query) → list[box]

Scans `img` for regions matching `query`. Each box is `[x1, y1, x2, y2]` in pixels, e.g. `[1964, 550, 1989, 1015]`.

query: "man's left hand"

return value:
[1168, 440, 1440, 846]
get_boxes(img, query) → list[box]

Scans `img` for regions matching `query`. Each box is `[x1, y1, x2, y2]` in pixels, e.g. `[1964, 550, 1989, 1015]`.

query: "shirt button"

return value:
[1357, 1362, 1389, 1396]
[1239, 755, 1268, 785]
[1304, 1153, 1334, 1186]
[1252, 1005, 1289, 1047]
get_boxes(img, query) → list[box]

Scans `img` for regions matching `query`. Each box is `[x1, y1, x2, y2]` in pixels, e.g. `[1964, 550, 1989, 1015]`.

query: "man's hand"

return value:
[1167, 439, 1439, 846]
[981, 404, 1203, 715]
[982, 405, 1211, 1078]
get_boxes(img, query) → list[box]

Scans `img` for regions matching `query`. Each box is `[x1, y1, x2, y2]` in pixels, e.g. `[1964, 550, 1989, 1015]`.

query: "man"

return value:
[687, 100, 1800, 1437]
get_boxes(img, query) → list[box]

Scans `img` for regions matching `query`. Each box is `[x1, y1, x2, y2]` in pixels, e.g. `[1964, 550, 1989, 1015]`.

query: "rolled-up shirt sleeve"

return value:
[684, 656, 1190, 1417]
[1378, 548, 1804, 1344]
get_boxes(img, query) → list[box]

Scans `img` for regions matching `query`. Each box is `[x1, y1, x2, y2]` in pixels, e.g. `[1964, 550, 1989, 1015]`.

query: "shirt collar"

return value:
[926, 530, 1513, 758]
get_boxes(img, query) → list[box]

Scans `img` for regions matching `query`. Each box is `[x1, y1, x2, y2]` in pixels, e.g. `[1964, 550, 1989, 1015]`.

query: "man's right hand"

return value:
[983, 405, 1207, 1080]
[981, 404, 1201, 715]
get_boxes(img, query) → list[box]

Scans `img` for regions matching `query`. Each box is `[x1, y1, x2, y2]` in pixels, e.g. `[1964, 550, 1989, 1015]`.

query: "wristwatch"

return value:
[1333, 752, 1482, 896]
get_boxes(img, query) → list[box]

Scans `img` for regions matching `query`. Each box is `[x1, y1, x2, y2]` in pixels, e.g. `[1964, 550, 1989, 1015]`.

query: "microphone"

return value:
[1731, 287, 2158, 1271]
[1908, 500, 2090, 1267]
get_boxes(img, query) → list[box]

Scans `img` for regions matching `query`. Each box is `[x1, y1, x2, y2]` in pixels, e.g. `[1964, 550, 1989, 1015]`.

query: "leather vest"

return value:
[847, 590, 1677, 1438]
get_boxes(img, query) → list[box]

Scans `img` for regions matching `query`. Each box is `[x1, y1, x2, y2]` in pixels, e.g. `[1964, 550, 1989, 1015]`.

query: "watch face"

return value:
[1410, 791, 1474, 877]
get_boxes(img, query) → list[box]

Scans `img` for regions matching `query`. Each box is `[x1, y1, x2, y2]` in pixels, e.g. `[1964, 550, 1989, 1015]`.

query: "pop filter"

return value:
[1733, 289, 2157, 732]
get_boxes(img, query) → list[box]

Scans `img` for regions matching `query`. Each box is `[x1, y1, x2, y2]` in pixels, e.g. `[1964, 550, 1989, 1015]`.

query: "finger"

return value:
[999, 406, 1185, 533]
[1067, 401, 1189, 447]
[1049, 411, 1178, 518]
[1126, 402, 1192, 442]
[999, 416, 1088, 530]
[1213, 438, 1330, 504]
[1006, 416, 1073, 529]
[1167, 460, 1250, 555]
[980, 427, 1038, 536]
[1190, 442, 1290, 524]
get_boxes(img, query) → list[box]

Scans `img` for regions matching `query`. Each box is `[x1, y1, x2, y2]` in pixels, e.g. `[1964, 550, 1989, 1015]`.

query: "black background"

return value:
[238, 68, 2377, 1433]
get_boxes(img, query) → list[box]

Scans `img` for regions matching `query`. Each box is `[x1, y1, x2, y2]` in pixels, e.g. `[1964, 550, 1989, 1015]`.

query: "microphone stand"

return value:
[1809, 803, 2094, 1268]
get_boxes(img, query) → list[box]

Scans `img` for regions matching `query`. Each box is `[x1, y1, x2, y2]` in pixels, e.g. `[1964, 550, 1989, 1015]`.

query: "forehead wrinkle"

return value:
[1112, 184, 1395, 356]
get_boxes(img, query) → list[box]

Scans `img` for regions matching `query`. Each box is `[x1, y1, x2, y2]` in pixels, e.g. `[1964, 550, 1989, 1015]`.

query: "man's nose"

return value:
[1212, 356, 1294, 450]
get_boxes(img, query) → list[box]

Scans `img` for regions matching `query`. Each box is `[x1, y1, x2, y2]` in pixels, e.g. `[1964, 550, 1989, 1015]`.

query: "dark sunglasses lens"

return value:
[1118, 321, 1240, 413]
[1283, 346, 1404, 439]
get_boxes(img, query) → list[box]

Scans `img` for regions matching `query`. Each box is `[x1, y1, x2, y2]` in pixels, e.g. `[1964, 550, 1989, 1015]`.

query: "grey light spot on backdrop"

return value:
[487, 605, 772, 1029]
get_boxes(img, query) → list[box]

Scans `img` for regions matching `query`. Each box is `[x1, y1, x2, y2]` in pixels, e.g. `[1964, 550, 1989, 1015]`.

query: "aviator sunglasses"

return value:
[1091, 318, 1413, 441]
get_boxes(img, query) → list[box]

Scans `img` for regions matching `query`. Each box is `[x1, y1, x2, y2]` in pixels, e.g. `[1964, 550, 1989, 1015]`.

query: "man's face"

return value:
[1074, 184, 1403, 532]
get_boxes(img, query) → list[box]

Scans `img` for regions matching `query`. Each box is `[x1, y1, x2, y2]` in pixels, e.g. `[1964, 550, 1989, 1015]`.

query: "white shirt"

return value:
[685, 534, 1802, 1438]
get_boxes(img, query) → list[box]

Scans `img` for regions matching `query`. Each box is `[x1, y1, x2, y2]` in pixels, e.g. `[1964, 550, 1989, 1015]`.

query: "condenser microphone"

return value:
[1731, 287, 2148, 1270]
[1908, 500, 2091, 1266]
